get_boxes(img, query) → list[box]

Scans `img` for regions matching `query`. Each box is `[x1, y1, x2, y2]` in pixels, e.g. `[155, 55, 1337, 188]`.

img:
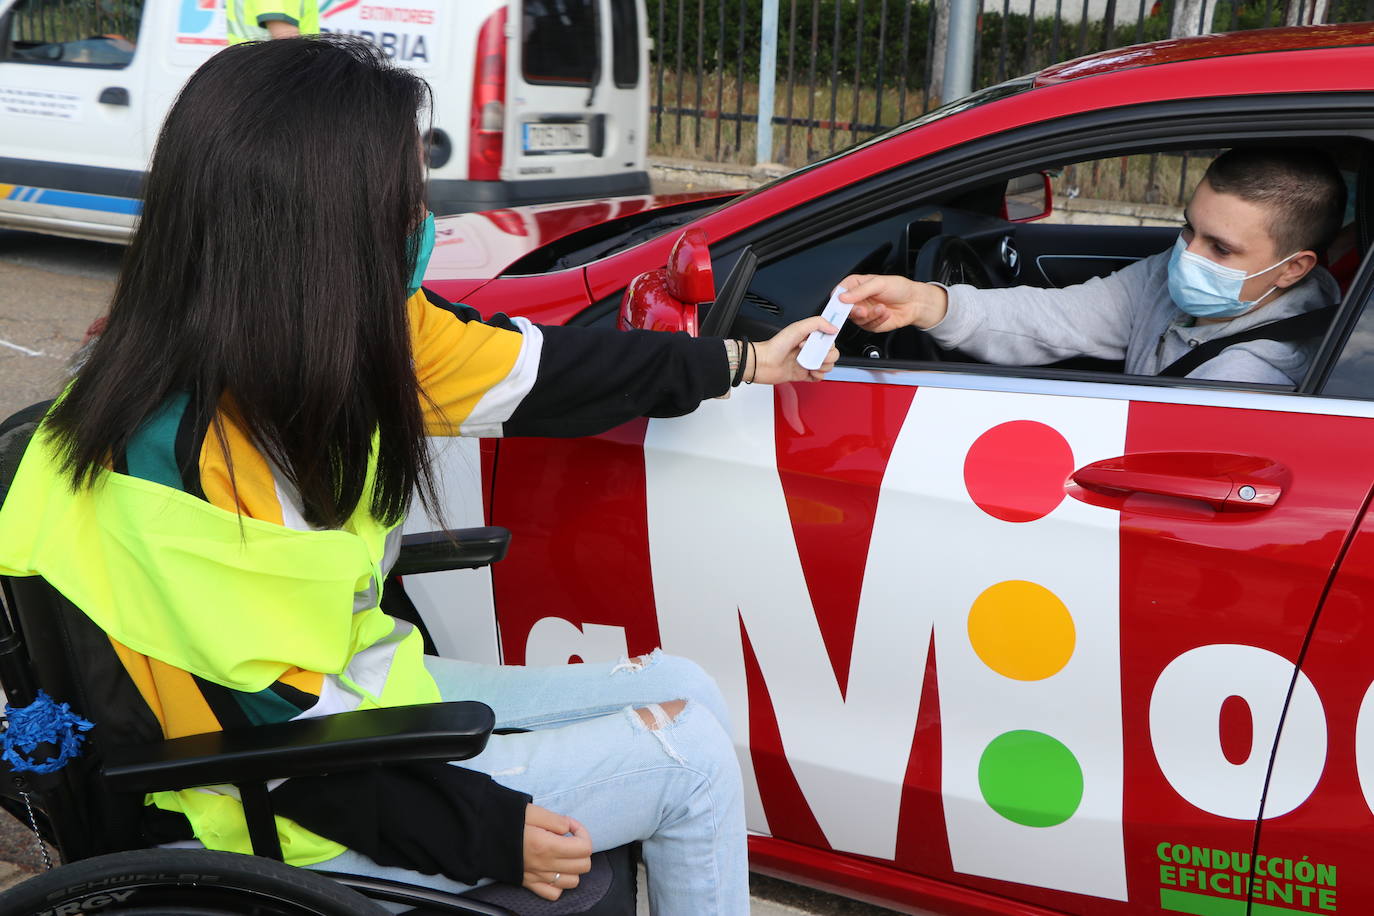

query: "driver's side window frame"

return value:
[707, 107, 1373, 399]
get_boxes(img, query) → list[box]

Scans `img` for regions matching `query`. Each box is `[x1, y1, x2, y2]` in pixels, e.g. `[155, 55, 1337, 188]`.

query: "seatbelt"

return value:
[1158, 305, 1338, 378]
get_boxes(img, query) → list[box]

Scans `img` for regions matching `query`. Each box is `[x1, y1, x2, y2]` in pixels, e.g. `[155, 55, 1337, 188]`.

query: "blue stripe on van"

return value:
[31, 188, 141, 214]
[4, 183, 140, 214]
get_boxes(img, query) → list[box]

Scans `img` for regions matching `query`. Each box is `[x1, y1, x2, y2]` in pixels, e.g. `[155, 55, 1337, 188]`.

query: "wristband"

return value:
[724, 339, 741, 387]
[731, 338, 749, 387]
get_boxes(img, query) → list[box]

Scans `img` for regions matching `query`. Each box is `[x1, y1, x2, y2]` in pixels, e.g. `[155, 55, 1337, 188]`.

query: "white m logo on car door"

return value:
[643, 382, 1129, 900]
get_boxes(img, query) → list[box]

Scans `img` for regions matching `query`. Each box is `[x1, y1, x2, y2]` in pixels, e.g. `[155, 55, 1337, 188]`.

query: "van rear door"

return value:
[505, 0, 648, 197]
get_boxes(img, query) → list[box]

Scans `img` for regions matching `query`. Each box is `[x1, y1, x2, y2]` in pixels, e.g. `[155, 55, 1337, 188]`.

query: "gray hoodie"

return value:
[927, 249, 1340, 385]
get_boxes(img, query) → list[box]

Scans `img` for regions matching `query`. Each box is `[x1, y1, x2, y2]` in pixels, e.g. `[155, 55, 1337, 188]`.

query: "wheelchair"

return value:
[0, 401, 638, 915]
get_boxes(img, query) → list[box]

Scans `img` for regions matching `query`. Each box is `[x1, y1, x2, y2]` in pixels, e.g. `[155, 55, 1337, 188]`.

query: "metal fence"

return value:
[649, 0, 1372, 168]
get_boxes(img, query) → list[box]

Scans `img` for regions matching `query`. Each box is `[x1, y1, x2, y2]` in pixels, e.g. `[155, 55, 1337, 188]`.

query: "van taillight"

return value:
[469, 7, 507, 182]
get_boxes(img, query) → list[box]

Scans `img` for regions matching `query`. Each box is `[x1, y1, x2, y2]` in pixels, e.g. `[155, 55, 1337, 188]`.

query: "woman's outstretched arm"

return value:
[410, 289, 836, 439]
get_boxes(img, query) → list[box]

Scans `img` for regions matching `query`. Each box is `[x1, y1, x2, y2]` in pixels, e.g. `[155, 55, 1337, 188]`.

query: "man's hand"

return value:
[746, 315, 840, 383]
[839, 274, 949, 332]
[522, 804, 593, 901]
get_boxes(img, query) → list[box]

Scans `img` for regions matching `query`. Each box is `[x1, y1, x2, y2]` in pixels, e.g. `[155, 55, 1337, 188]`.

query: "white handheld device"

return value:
[797, 285, 851, 371]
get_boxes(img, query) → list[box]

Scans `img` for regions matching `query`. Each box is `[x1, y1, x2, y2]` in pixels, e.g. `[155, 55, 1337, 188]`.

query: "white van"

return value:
[0, 0, 650, 242]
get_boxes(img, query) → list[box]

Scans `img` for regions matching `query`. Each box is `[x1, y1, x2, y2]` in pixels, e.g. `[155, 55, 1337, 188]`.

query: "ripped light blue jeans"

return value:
[305, 650, 748, 915]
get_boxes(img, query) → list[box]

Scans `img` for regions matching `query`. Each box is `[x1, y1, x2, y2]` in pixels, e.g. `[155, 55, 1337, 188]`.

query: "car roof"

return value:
[1035, 22, 1374, 85]
[757, 23, 1374, 196]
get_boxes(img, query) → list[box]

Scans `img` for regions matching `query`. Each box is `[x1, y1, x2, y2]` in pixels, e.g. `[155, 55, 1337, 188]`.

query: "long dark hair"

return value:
[48, 36, 437, 528]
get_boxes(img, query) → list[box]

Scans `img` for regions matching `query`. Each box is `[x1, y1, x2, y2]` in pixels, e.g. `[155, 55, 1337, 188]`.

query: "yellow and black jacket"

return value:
[0, 288, 732, 883]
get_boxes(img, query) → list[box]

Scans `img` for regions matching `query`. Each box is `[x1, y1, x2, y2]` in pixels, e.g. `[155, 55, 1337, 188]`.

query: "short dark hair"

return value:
[1202, 147, 1347, 255]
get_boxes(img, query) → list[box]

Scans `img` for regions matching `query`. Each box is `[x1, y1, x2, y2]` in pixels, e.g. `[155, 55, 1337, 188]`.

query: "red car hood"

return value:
[425, 191, 733, 298]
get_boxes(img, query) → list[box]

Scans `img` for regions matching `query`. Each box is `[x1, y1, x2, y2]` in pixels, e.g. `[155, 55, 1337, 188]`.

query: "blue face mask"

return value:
[1166, 235, 1298, 319]
[406, 211, 435, 296]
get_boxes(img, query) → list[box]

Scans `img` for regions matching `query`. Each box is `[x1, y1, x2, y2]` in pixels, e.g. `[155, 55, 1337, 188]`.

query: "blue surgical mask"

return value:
[1166, 235, 1298, 319]
[406, 211, 435, 296]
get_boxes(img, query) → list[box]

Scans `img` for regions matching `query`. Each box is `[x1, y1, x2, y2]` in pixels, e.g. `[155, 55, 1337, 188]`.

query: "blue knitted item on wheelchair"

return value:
[1, 690, 94, 774]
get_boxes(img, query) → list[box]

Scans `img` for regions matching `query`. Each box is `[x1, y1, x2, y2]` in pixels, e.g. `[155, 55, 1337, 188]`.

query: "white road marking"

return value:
[0, 339, 43, 357]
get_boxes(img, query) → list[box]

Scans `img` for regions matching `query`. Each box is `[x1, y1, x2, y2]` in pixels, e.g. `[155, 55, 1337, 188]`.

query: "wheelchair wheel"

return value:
[0, 848, 388, 915]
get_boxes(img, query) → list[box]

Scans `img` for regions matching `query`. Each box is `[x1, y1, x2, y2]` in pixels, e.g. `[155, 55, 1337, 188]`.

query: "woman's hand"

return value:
[839, 274, 948, 332]
[522, 803, 593, 901]
[745, 315, 841, 384]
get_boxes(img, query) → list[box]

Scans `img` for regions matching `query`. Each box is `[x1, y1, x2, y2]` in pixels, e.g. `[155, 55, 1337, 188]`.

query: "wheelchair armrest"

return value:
[391, 527, 511, 576]
[101, 700, 494, 794]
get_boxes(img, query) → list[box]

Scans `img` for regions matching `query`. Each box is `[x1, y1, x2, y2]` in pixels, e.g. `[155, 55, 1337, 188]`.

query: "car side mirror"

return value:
[618, 229, 713, 336]
[666, 228, 714, 304]
[1004, 171, 1053, 222]
[619, 269, 699, 335]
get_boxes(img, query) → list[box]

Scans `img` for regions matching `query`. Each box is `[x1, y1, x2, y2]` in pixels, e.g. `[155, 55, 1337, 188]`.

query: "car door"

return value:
[483, 92, 1374, 913]
[0, 0, 149, 235]
[488, 282, 1374, 916]
[1242, 279, 1374, 916]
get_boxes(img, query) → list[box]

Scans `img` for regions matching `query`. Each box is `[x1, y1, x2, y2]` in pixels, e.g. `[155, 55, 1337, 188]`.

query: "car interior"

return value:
[726, 139, 1371, 387]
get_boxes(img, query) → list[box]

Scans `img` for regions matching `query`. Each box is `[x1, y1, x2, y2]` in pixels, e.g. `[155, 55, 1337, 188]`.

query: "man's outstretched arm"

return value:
[840, 264, 1143, 366]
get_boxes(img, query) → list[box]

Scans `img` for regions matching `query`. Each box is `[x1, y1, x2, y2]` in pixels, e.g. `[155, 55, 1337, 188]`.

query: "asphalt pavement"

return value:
[0, 230, 122, 421]
[0, 228, 909, 913]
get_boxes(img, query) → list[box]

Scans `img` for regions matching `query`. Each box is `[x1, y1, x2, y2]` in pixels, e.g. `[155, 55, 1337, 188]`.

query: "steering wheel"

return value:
[912, 234, 997, 288]
[881, 235, 997, 361]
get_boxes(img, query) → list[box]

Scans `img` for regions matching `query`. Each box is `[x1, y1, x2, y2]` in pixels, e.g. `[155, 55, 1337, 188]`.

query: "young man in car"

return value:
[839, 147, 1346, 385]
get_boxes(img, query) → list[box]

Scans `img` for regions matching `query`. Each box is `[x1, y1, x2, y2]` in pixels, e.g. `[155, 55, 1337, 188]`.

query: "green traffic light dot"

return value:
[977, 729, 1084, 828]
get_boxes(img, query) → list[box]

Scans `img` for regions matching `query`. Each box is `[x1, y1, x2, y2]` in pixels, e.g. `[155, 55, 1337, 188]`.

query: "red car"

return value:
[408, 24, 1374, 916]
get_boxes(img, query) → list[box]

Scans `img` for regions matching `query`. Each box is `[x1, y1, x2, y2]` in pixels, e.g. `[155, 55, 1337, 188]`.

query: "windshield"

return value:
[502, 79, 1034, 276]
[502, 196, 736, 275]
[730, 77, 1037, 202]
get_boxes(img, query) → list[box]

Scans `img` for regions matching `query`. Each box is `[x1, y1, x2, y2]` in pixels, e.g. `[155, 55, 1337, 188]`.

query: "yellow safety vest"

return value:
[227, 0, 321, 44]
[0, 422, 441, 863]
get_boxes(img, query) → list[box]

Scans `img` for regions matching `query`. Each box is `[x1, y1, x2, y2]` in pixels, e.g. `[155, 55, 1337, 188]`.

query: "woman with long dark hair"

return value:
[0, 36, 836, 914]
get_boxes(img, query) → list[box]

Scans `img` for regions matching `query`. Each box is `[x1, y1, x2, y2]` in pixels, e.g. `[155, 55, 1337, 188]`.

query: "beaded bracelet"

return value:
[731, 337, 749, 387]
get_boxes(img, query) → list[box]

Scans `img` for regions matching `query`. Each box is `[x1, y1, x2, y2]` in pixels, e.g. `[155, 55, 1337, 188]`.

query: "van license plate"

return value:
[524, 122, 589, 153]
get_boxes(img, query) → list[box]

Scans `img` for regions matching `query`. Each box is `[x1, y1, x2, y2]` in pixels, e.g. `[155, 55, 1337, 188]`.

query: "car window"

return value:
[1045, 151, 1217, 225]
[735, 143, 1356, 389]
[1322, 293, 1374, 398]
[1, 0, 141, 68]
[742, 208, 911, 329]
[608, 0, 638, 89]
[744, 150, 1218, 327]
[522, 0, 598, 86]
[1007, 150, 1215, 292]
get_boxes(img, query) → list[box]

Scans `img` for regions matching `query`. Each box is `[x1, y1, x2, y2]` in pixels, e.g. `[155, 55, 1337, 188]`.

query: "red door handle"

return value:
[1069, 452, 1286, 511]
